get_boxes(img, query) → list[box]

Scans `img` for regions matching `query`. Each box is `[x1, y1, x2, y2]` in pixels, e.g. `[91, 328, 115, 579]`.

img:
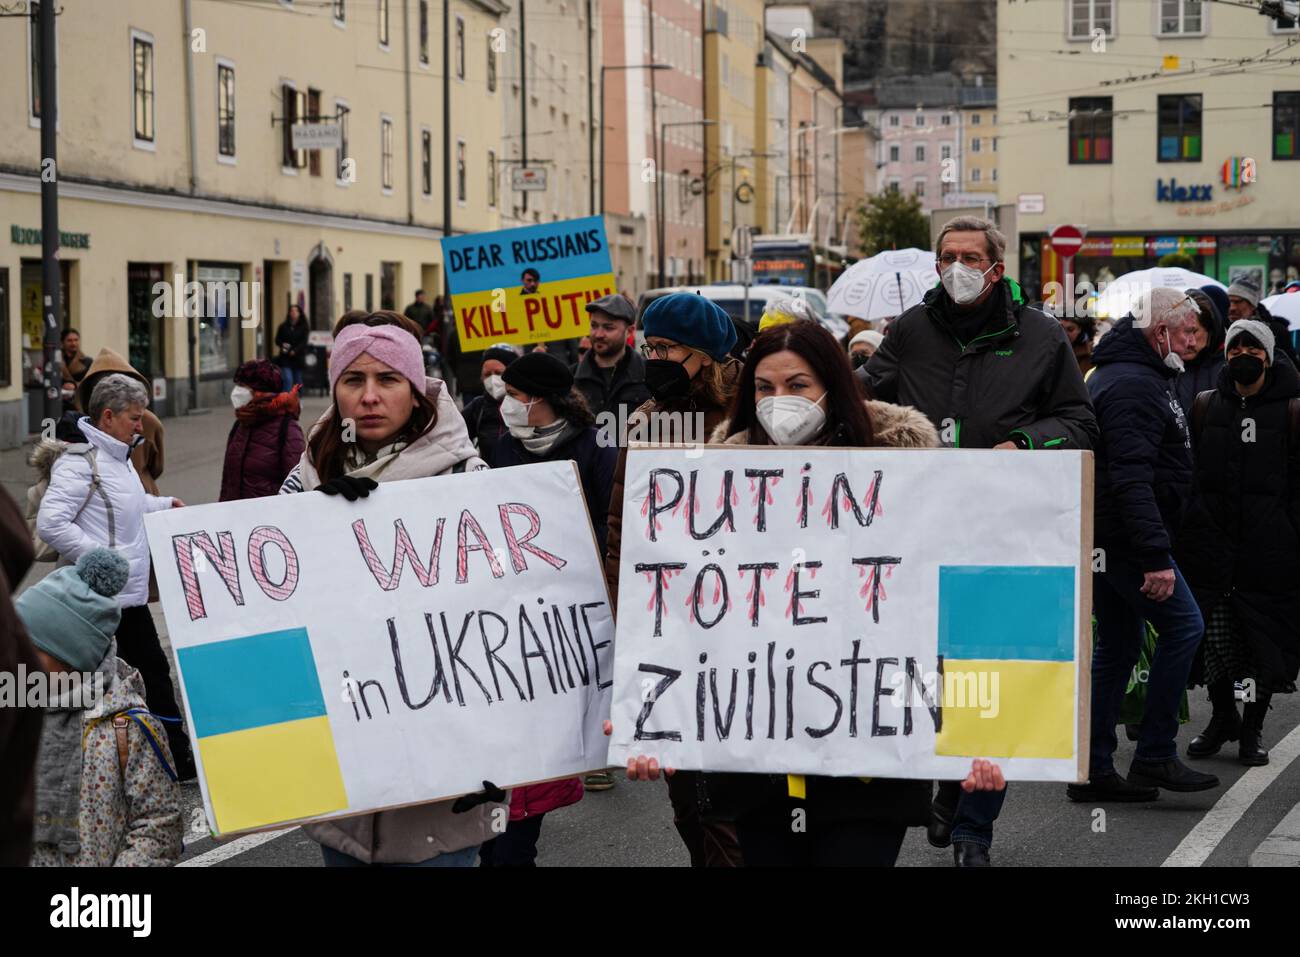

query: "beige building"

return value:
[1, 0, 509, 446]
[998, 0, 1300, 300]
[958, 86, 998, 207]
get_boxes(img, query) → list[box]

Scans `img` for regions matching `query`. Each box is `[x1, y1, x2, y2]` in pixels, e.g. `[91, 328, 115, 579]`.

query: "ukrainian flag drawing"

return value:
[179, 627, 348, 834]
[935, 566, 1076, 760]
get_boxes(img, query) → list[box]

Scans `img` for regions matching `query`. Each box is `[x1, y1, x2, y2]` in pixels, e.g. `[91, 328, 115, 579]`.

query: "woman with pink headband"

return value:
[279, 311, 504, 868]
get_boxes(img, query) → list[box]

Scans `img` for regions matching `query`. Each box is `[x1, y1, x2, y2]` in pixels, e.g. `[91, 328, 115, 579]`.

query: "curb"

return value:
[1249, 803, 1300, 866]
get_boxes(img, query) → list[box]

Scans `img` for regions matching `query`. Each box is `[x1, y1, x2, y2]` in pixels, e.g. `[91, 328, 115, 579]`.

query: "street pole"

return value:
[656, 122, 665, 288]
[38, 0, 62, 424]
[599, 67, 606, 215]
[586, 0, 594, 215]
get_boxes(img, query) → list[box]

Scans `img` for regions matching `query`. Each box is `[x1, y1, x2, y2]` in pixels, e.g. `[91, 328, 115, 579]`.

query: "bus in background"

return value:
[750, 234, 855, 292]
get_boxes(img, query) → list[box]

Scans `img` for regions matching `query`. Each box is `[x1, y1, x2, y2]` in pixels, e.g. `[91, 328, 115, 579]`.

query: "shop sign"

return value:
[1156, 178, 1213, 202]
[10, 225, 91, 249]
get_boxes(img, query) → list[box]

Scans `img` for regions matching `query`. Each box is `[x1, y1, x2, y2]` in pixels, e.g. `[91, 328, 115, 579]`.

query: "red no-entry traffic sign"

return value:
[1049, 224, 1086, 258]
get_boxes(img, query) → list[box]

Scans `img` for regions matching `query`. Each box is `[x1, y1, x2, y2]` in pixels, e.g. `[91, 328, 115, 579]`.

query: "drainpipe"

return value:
[442, 0, 452, 245]
[183, 0, 198, 194]
[403, 0, 414, 226]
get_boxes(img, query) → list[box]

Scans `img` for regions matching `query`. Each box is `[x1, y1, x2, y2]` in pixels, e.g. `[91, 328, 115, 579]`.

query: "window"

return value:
[378, 0, 389, 47]
[915, 144, 925, 162]
[971, 168, 981, 183]
[335, 102, 351, 182]
[889, 144, 900, 162]
[992, 168, 998, 182]
[455, 16, 465, 79]
[971, 113, 981, 126]
[1159, 0, 1203, 36]
[282, 84, 307, 169]
[307, 88, 322, 176]
[1069, 95, 1112, 163]
[419, 2, 429, 65]
[488, 150, 497, 207]
[381, 116, 393, 190]
[333, 1, 345, 23]
[913, 179, 926, 197]
[343, 273, 353, 311]
[889, 114, 899, 127]
[217, 62, 236, 159]
[1274, 91, 1300, 159]
[1069, 0, 1114, 40]
[28, 0, 42, 120]
[941, 114, 951, 126]
[487, 38, 497, 92]
[365, 274, 374, 312]
[914, 113, 924, 126]
[132, 31, 155, 146]
[456, 140, 466, 203]
[421, 130, 432, 195]
[993, 137, 998, 152]
[1269, 8, 1298, 32]
[941, 144, 952, 161]
[1157, 94, 1202, 161]
[971, 137, 981, 153]
[888, 179, 900, 193]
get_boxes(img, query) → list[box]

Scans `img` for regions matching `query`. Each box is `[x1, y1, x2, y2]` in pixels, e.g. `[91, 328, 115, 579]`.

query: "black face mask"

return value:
[1228, 354, 1265, 386]
[851, 352, 870, 369]
[643, 358, 692, 402]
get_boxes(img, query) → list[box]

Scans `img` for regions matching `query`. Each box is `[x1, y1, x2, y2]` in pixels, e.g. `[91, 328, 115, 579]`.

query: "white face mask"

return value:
[500, 395, 539, 436]
[757, 394, 827, 446]
[483, 375, 507, 401]
[941, 261, 996, 305]
[1160, 328, 1186, 373]
[230, 385, 254, 409]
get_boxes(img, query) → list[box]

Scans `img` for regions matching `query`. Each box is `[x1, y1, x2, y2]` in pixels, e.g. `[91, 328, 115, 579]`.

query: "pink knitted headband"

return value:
[328, 324, 426, 393]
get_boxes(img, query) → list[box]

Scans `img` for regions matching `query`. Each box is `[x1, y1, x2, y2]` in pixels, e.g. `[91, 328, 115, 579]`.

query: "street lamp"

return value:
[599, 63, 671, 215]
[658, 119, 716, 288]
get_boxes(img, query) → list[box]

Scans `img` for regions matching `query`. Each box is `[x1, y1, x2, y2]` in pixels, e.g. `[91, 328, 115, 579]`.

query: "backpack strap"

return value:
[1192, 390, 1214, 443]
[113, 715, 130, 781]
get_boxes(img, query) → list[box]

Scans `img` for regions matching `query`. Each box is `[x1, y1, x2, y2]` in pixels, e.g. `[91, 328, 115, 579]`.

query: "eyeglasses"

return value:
[937, 254, 993, 268]
[640, 341, 677, 360]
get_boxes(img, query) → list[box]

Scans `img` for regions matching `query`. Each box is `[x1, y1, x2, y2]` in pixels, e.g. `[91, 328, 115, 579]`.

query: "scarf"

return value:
[520, 419, 578, 456]
[34, 646, 118, 856]
[236, 385, 301, 425]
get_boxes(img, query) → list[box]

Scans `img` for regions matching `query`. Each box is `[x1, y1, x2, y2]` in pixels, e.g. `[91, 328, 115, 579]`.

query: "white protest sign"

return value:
[145, 461, 614, 837]
[607, 446, 1093, 783]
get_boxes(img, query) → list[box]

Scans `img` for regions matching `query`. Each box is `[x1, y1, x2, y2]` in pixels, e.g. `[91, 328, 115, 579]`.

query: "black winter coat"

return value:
[486, 425, 617, 554]
[1175, 357, 1300, 692]
[274, 317, 309, 370]
[573, 348, 652, 425]
[462, 395, 508, 464]
[860, 279, 1097, 450]
[1088, 316, 1193, 572]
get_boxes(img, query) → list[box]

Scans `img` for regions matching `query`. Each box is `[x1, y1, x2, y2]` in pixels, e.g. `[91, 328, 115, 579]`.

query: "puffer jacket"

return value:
[75, 348, 165, 496]
[1088, 315, 1193, 572]
[219, 393, 306, 501]
[287, 377, 506, 863]
[30, 656, 183, 867]
[35, 420, 175, 608]
[703, 398, 940, 828]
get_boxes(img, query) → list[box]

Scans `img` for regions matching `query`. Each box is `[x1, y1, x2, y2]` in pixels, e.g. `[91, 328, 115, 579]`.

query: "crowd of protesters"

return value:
[3, 214, 1297, 870]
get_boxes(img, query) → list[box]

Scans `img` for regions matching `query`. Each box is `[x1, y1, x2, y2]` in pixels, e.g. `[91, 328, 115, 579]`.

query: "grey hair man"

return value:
[1070, 285, 1219, 805]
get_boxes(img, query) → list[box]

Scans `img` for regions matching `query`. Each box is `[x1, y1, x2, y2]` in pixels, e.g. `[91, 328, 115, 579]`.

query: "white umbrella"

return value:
[1262, 292, 1300, 331]
[1093, 267, 1225, 319]
[827, 248, 937, 322]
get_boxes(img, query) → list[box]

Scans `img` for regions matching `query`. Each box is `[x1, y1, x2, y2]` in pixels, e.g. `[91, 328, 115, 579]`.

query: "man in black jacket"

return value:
[859, 216, 1098, 867]
[1069, 288, 1220, 803]
[573, 294, 651, 432]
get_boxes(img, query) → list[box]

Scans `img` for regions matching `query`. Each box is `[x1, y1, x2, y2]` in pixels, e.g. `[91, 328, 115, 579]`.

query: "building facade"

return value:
[866, 74, 960, 214]
[998, 0, 1300, 302]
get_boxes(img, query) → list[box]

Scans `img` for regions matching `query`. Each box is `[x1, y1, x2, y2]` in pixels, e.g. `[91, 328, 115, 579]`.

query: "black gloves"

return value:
[318, 475, 379, 501]
[451, 781, 507, 814]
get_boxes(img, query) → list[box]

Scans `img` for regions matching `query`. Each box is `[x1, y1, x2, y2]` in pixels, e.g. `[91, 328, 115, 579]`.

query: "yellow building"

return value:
[958, 81, 998, 207]
[1, 0, 508, 444]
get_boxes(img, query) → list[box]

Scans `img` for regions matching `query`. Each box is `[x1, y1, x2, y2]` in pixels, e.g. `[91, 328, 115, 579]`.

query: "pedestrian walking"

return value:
[1069, 288, 1219, 802]
[19, 549, 183, 867]
[35, 373, 196, 782]
[403, 289, 436, 336]
[279, 310, 507, 867]
[219, 360, 306, 501]
[858, 215, 1098, 865]
[573, 293, 651, 424]
[602, 291, 742, 862]
[274, 304, 310, 391]
[461, 344, 518, 463]
[1178, 319, 1300, 767]
[1172, 288, 1226, 416]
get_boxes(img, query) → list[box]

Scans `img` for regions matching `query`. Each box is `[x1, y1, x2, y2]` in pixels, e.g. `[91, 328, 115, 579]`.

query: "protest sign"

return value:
[145, 462, 614, 837]
[441, 215, 616, 350]
[607, 446, 1093, 783]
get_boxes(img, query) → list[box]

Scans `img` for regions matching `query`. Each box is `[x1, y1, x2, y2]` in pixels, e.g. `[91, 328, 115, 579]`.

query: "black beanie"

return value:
[501, 350, 573, 399]
[482, 345, 519, 368]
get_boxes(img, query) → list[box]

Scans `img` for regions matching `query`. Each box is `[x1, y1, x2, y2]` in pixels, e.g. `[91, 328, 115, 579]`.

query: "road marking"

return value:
[1162, 720, 1300, 867]
[178, 827, 298, 867]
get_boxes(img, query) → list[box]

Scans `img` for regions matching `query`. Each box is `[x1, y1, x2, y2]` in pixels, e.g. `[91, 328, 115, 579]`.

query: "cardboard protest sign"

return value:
[441, 216, 616, 350]
[145, 462, 614, 837]
[607, 446, 1094, 783]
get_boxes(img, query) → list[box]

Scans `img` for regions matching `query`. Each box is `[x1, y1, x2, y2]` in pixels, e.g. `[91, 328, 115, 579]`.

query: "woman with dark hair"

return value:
[477, 351, 613, 867]
[274, 304, 309, 392]
[1059, 314, 1097, 376]
[278, 310, 507, 867]
[1174, 288, 1226, 415]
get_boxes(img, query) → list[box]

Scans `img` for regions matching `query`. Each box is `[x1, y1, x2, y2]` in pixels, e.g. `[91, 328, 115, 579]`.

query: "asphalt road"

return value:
[6, 398, 1299, 868]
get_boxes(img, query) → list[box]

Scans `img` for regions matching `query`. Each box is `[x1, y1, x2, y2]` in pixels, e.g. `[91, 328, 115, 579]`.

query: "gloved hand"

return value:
[318, 475, 379, 501]
[451, 780, 507, 813]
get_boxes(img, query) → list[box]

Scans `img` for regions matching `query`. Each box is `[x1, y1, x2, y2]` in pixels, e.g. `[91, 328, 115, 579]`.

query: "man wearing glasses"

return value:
[856, 216, 1098, 867]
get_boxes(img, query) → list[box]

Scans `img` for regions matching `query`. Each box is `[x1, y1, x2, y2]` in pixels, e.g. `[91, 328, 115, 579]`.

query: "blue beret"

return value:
[641, 293, 738, 362]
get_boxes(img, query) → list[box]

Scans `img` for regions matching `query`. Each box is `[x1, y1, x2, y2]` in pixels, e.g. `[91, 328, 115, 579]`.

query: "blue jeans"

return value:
[280, 365, 303, 391]
[936, 780, 1007, 849]
[320, 844, 480, 868]
[1090, 556, 1204, 774]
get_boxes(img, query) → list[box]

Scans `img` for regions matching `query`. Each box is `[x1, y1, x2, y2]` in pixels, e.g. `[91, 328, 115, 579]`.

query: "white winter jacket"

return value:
[36, 418, 174, 608]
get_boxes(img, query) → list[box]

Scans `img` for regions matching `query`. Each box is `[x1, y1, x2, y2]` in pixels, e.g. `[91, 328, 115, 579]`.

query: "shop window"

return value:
[1069, 96, 1112, 163]
[127, 263, 166, 379]
[380, 262, 398, 311]
[195, 263, 243, 377]
[1157, 94, 1202, 162]
[1275, 91, 1300, 160]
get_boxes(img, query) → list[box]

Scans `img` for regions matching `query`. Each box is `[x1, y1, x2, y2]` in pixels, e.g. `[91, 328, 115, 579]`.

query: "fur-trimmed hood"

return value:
[709, 399, 939, 449]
